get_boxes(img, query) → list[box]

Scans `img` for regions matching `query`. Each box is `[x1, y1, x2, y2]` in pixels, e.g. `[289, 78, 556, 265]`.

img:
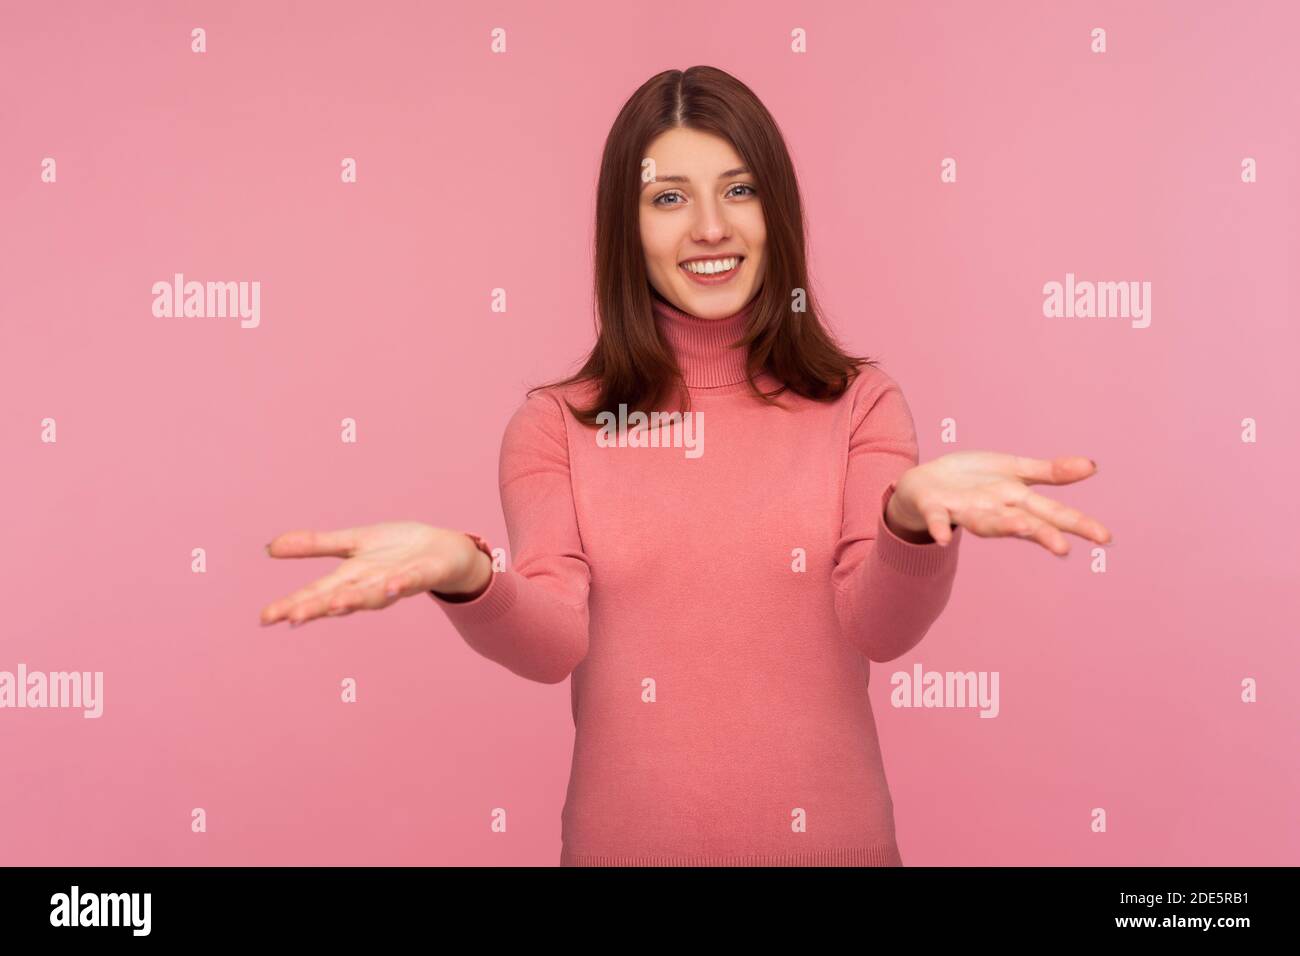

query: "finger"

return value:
[263, 576, 348, 625]
[323, 571, 413, 616]
[382, 569, 421, 599]
[268, 561, 427, 627]
[326, 562, 435, 617]
[374, 566, 426, 600]
[955, 502, 1068, 554]
[1011, 455, 1097, 487]
[287, 584, 374, 626]
[1000, 509, 1070, 556]
[267, 528, 361, 559]
[262, 565, 367, 625]
[286, 603, 327, 628]
[1018, 490, 1113, 545]
[921, 505, 957, 547]
[946, 497, 1005, 539]
[321, 586, 370, 618]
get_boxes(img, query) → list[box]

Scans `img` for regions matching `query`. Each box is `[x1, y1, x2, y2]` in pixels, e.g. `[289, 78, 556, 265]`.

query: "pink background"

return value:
[2, 1, 1296, 866]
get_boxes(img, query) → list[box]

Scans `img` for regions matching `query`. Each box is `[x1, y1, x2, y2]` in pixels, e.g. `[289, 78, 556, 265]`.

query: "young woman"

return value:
[260, 66, 1111, 866]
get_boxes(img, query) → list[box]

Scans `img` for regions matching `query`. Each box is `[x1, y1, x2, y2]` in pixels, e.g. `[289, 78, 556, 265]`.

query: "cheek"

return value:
[639, 221, 676, 271]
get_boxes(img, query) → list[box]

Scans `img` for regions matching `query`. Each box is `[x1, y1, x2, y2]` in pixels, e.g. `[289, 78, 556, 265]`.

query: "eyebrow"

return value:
[641, 166, 752, 192]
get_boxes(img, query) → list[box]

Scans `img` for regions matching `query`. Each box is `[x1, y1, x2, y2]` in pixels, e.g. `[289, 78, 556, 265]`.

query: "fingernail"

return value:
[265, 543, 272, 554]
[1089, 459, 1097, 469]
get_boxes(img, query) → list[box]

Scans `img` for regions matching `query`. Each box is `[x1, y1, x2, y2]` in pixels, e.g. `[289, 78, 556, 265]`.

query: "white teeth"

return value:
[681, 256, 740, 275]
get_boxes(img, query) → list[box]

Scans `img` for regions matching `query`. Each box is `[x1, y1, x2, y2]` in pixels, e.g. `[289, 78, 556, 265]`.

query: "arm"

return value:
[427, 391, 591, 684]
[831, 376, 963, 662]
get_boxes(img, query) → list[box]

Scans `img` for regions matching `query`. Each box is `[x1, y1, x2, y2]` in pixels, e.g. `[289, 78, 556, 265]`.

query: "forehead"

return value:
[644, 128, 744, 176]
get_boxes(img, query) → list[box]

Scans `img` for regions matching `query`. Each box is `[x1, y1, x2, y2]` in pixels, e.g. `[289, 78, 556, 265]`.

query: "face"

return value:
[639, 127, 766, 319]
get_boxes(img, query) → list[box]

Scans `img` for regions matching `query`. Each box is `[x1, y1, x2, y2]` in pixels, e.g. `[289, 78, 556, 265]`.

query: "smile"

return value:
[679, 255, 744, 285]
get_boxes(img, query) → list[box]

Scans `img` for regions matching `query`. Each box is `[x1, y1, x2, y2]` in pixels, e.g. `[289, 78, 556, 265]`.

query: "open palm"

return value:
[889, 452, 1112, 555]
[259, 522, 483, 627]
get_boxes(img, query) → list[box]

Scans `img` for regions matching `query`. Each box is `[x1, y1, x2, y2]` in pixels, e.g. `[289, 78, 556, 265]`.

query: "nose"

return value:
[691, 195, 729, 242]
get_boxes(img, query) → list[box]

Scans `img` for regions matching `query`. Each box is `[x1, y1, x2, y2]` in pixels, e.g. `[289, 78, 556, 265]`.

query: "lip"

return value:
[679, 254, 745, 286]
[679, 254, 745, 264]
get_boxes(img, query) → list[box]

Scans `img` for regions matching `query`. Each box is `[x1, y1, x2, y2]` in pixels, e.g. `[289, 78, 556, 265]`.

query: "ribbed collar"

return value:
[651, 294, 756, 388]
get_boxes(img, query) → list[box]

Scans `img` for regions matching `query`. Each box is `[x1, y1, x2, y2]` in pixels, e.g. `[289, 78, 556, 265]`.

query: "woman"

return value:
[260, 66, 1111, 866]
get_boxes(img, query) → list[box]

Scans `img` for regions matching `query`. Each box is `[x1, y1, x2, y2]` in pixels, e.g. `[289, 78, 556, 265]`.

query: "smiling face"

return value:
[639, 127, 766, 320]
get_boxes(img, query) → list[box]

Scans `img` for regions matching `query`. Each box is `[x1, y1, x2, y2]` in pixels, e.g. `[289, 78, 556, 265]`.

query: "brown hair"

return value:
[532, 65, 877, 426]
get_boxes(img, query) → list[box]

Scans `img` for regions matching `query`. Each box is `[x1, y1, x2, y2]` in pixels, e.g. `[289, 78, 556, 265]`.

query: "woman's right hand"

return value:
[259, 522, 492, 628]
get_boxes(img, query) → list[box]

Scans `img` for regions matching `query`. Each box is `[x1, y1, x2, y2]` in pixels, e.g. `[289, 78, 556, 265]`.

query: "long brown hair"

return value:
[532, 65, 877, 426]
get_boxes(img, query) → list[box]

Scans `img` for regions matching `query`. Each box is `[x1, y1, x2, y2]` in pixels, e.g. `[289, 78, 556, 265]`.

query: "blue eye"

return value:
[651, 184, 757, 206]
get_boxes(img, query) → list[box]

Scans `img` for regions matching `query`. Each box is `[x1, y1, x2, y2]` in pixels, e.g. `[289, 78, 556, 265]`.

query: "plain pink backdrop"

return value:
[2, 0, 1297, 866]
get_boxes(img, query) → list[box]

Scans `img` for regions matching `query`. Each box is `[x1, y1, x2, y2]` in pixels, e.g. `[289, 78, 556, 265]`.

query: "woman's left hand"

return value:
[886, 452, 1112, 555]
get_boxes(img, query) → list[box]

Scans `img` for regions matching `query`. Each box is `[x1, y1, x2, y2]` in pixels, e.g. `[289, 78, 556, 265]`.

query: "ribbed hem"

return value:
[428, 566, 519, 624]
[875, 483, 962, 576]
[561, 843, 903, 867]
[651, 293, 755, 388]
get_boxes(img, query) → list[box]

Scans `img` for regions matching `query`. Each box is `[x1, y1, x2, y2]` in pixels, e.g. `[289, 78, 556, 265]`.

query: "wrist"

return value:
[433, 533, 494, 599]
[884, 483, 938, 544]
[884, 508, 936, 544]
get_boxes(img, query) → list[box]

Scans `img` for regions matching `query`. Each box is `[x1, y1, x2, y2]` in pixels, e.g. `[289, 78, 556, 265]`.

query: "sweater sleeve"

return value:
[427, 390, 591, 684]
[831, 375, 962, 663]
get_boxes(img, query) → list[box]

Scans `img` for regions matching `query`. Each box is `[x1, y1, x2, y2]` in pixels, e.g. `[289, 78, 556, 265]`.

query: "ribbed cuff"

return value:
[428, 533, 519, 624]
[429, 566, 519, 624]
[875, 482, 962, 576]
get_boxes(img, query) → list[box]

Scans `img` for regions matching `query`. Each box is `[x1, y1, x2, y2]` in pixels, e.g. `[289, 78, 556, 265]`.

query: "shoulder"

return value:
[501, 380, 598, 454]
[842, 362, 914, 432]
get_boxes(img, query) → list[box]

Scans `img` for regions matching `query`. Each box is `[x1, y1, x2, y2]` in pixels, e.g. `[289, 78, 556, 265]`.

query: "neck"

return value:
[651, 293, 755, 388]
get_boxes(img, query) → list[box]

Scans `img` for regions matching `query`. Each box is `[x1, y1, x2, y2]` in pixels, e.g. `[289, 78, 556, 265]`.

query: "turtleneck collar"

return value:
[651, 293, 756, 389]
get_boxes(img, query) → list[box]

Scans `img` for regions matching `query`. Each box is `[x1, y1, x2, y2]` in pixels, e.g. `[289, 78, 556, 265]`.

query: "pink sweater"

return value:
[431, 295, 963, 866]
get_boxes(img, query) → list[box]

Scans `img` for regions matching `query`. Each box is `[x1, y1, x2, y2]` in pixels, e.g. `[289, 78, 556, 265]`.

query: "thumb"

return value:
[923, 507, 956, 547]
